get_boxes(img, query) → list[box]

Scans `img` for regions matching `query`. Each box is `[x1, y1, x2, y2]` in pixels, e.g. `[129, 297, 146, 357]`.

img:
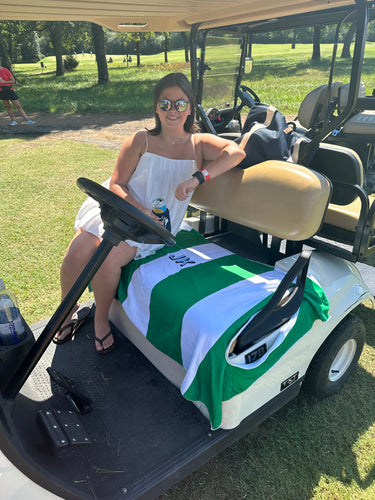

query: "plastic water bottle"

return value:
[227, 119, 240, 132]
[0, 279, 26, 346]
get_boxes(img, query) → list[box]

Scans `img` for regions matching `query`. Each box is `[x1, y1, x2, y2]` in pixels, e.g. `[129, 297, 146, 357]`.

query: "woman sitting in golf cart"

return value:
[55, 72, 245, 354]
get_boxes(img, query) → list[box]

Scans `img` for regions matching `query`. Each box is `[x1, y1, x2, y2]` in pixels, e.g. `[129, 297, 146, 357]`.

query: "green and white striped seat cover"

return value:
[117, 229, 329, 429]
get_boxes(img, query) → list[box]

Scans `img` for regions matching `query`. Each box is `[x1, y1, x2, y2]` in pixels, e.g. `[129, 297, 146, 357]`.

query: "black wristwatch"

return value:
[192, 170, 205, 184]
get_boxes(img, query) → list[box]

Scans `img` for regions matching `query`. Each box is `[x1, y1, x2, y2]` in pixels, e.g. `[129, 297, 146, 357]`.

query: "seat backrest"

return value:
[337, 81, 366, 111]
[298, 82, 342, 129]
[307, 143, 364, 205]
[191, 160, 331, 241]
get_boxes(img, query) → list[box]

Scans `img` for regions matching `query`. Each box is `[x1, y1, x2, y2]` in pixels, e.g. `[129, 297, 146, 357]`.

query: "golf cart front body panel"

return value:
[106, 159, 368, 431]
[109, 227, 371, 432]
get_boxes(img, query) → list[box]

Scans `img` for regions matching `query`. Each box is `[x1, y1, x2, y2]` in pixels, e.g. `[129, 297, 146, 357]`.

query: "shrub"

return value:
[63, 55, 79, 71]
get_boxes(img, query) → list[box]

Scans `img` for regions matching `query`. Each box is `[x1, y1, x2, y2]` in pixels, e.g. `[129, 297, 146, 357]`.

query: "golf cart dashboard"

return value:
[205, 107, 238, 133]
[207, 108, 222, 126]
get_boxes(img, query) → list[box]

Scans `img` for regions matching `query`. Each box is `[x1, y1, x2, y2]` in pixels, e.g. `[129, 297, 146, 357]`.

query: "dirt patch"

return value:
[1, 110, 296, 150]
[0, 111, 155, 150]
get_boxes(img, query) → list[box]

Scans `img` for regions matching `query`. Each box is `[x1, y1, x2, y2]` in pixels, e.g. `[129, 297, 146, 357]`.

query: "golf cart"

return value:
[0, 1, 374, 499]
[194, 2, 375, 263]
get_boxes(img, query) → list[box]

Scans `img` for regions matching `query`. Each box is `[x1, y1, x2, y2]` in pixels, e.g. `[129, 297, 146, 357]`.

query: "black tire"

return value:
[303, 314, 365, 398]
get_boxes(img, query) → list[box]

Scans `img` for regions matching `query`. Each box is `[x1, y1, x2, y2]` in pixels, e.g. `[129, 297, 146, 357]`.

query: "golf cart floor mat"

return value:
[13, 310, 231, 500]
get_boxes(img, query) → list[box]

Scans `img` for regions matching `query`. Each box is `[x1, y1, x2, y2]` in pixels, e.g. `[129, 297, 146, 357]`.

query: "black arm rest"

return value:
[233, 249, 312, 355]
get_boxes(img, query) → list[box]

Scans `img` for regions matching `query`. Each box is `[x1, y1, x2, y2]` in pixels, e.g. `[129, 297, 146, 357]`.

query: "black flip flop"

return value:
[53, 306, 91, 344]
[95, 331, 116, 354]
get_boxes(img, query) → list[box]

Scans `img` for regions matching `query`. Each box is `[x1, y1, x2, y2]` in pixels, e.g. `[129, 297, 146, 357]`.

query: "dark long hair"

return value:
[148, 72, 197, 135]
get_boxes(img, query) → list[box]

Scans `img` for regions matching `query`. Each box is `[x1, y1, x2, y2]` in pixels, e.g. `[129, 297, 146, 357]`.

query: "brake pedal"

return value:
[36, 409, 92, 455]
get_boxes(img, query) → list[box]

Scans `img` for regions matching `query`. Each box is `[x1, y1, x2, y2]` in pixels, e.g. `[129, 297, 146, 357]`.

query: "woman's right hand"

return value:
[175, 177, 200, 201]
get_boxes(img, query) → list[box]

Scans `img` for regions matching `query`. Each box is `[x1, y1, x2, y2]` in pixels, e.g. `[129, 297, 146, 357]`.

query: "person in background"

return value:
[54, 72, 246, 354]
[0, 59, 35, 126]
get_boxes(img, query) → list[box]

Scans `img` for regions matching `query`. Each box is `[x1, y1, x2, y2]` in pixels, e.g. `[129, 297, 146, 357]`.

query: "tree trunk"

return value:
[312, 26, 321, 61]
[91, 23, 109, 84]
[341, 23, 355, 58]
[291, 30, 297, 49]
[136, 41, 141, 66]
[182, 32, 189, 62]
[48, 22, 64, 76]
[164, 36, 168, 63]
[248, 37, 252, 58]
[0, 29, 11, 69]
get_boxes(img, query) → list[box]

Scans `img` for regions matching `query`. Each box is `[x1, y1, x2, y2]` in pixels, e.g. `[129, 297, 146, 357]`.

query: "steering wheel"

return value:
[77, 177, 176, 247]
[196, 103, 218, 134]
[237, 84, 261, 109]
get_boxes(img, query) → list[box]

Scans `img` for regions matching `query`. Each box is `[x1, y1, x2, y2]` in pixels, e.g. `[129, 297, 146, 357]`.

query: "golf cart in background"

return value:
[0, 0, 374, 499]
[192, 2, 375, 263]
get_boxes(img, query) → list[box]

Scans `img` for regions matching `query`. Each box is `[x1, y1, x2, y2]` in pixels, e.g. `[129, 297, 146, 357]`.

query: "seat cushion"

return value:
[342, 110, 375, 136]
[324, 194, 375, 233]
[115, 228, 329, 429]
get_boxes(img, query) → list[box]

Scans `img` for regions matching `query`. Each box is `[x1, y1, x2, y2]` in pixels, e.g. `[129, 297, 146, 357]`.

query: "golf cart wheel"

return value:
[303, 314, 365, 398]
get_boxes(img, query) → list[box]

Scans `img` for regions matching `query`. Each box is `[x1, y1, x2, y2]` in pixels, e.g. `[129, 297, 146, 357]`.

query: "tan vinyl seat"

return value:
[338, 81, 375, 136]
[306, 143, 375, 260]
[110, 160, 332, 430]
[191, 160, 331, 241]
[297, 82, 343, 130]
[342, 110, 375, 136]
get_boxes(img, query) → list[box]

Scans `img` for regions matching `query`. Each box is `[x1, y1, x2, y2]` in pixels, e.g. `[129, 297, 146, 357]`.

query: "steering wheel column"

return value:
[3, 178, 176, 399]
[237, 84, 261, 111]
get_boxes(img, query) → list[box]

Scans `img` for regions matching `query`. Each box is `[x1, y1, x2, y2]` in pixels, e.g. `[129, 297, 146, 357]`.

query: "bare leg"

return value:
[55, 229, 100, 341]
[12, 99, 31, 121]
[91, 241, 137, 352]
[2, 100, 15, 121]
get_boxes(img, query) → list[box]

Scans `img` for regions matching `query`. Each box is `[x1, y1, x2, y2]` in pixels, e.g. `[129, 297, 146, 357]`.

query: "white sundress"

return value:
[74, 132, 197, 259]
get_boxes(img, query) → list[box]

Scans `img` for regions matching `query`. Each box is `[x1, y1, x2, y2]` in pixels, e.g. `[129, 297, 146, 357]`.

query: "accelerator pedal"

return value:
[47, 367, 92, 415]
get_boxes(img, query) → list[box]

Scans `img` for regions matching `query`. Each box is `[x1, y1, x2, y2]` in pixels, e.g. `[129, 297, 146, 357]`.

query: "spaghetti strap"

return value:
[192, 135, 197, 164]
[144, 130, 149, 152]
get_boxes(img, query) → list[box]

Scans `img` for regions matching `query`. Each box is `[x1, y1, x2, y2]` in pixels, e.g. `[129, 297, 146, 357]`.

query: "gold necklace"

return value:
[167, 134, 189, 145]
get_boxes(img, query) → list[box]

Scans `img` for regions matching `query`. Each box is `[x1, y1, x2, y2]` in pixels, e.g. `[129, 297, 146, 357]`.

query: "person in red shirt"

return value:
[0, 59, 35, 126]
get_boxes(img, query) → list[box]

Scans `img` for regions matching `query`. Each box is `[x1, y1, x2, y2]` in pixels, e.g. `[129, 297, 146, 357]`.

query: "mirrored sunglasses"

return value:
[158, 98, 189, 112]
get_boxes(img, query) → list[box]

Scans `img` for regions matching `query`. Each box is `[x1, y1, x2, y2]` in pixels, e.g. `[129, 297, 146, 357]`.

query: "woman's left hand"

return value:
[175, 177, 199, 201]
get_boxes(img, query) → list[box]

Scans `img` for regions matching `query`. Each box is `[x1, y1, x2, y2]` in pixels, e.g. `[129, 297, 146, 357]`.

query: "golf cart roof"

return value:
[0, 0, 363, 32]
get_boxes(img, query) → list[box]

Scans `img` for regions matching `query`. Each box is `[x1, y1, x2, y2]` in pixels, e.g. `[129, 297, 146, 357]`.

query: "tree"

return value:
[45, 22, 64, 76]
[124, 32, 155, 66]
[312, 26, 321, 61]
[291, 30, 297, 49]
[0, 28, 11, 68]
[162, 32, 171, 63]
[341, 23, 356, 58]
[20, 31, 41, 63]
[0, 20, 34, 64]
[33, 20, 91, 76]
[181, 32, 190, 63]
[91, 23, 109, 84]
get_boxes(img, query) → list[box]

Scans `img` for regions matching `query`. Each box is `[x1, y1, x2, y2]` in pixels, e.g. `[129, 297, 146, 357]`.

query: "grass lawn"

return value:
[0, 137, 119, 321]
[9, 41, 375, 117]
[1, 43, 374, 499]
